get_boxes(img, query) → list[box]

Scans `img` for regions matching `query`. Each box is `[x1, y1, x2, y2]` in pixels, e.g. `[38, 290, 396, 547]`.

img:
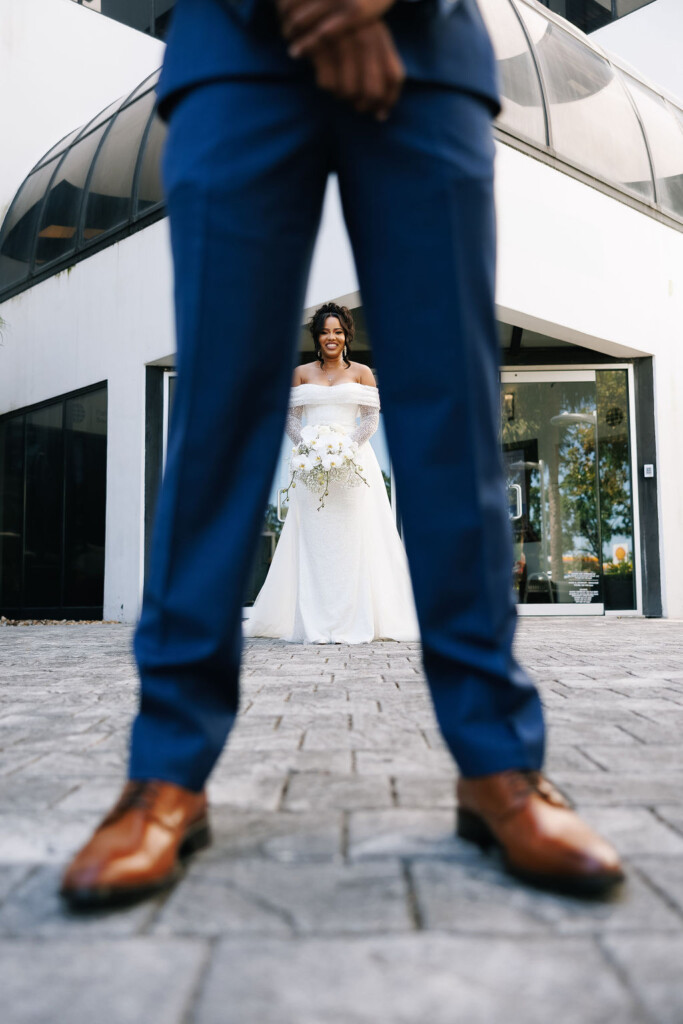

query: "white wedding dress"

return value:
[244, 383, 419, 644]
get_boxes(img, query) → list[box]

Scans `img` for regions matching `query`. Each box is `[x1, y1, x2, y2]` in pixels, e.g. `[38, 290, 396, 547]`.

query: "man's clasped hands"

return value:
[274, 0, 407, 118]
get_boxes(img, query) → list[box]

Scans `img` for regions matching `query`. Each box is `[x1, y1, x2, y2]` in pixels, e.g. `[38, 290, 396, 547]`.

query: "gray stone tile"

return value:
[549, 772, 683, 806]
[547, 723, 641, 746]
[348, 809, 459, 861]
[0, 812, 100, 865]
[195, 934, 641, 1024]
[0, 751, 45, 778]
[155, 859, 411, 937]
[150, 860, 294, 938]
[2, 618, 683, 1022]
[603, 934, 683, 1024]
[0, 775, 83, 812]
[582, 745, 683, 772]
[303, 725, 428, 752]
[0, 865, 32, 905]
[283, 773, 393, 811]
[393, 775, 456, 809]
[206, 775, 286, 810]
[578, 807, 683, 856]
[355, 750, 455, 777]
[410, 857, 681, 935]
[655, 806, 683, 837]
[0, 866, 158, 937]
[0, 938, 207, 1024]
[214, 748, 352, 776]
[52, 779, 124, 812]
[15, 749, 125, 778]
[545, 745, 602, 772]
[191, 808, 342, 863]
[632, 855, 683, 918]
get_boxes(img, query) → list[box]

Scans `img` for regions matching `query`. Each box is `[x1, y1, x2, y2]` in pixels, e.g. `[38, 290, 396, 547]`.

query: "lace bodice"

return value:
[286, 383, 380, 447]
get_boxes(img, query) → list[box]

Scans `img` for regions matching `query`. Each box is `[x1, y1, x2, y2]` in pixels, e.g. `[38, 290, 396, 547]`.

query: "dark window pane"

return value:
[135, 114, 166, 214]
[0, 416, 25, 608]
[84, 96, 154, 242]
[101, 0, 152, 32]
[35, 124, 109, 267]
[597, 370, 635, 610]
[64, 389, 107, 608]
[537, 0, 654, 32]
[24, 404, 64, 608]
[0, 160, 60, 291]
[154, 0, 175, 39]
[70, 0, 175, 39]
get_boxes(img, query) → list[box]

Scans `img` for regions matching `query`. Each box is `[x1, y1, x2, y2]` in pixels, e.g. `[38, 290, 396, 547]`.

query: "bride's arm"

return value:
[286, 405, 304, 445]
[350, 405, 379, 447]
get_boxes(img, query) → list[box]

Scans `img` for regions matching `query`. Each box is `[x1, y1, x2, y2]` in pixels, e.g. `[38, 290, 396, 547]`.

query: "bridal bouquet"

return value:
[284, 424, 369, 510]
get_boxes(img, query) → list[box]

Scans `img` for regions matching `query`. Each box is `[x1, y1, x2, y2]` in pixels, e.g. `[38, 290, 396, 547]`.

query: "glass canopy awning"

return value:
[1, 0, 682, 301]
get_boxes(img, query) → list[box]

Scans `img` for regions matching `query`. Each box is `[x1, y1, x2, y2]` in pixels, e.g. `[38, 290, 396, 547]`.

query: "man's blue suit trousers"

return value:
[130, 79, 546, 789]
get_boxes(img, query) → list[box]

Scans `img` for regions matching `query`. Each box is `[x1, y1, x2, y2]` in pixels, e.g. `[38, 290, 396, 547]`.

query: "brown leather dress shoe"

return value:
[60, 780, 210, 908]
[457, 770, 624, 896]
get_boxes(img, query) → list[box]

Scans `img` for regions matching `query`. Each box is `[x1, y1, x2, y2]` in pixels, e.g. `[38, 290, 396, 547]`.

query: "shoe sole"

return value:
[61, 819, 212, 910]
[456, 808, 624, 897]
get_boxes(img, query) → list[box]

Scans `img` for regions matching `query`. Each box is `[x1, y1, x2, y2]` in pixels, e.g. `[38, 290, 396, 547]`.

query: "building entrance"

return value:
[501, 369, 637, 614]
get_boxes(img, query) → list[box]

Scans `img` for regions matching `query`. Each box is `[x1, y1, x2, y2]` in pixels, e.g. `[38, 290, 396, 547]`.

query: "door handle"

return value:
[509, 483, 522, 521]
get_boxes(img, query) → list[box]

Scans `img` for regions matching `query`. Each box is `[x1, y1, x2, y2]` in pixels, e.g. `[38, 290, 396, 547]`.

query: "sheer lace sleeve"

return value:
[286, 405, 303, 445]
[350, 405, 379, 447]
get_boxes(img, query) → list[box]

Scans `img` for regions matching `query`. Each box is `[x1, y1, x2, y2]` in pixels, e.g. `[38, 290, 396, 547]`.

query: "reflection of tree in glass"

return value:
[264, 503, 283, 541]
[558, 422, 599, 561]
[502, 381, 600, 579]
[596, 371, 633, 567]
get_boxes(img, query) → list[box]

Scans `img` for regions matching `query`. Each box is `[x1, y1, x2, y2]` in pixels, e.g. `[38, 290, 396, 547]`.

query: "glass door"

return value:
[501, 371, 604, 615]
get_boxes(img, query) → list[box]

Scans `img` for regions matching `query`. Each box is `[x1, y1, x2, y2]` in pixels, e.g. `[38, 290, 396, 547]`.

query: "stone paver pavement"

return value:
[1, 618, 683, 1023]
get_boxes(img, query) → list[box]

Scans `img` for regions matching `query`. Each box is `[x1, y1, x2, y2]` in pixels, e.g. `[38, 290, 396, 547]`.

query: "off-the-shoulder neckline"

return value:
[291, 382, 378, 391]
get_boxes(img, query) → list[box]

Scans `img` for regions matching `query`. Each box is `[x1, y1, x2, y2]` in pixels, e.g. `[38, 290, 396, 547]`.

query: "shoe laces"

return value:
[101, 780, 164, 827]
[520, 771, 573, 809]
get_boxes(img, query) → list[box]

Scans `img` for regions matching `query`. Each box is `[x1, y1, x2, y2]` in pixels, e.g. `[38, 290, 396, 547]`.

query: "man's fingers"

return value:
[280, 0, 337, 43]
[337, 34, 363, 100]
[287, 13, 359, 58]
[354, 26, 405, 119]
[313, 48, 338, 92]
[355, 31, 383, 112]
[379, 31, 405, 115]
[309, 22, 405, 121]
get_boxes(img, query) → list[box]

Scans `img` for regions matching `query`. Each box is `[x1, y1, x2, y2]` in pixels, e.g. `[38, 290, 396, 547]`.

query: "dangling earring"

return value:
[343, 346, 348, 359]
[317, 348, 322, 360]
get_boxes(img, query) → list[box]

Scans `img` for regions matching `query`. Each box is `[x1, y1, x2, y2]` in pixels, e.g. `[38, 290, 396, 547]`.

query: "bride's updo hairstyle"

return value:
[308, 302, 354, 370]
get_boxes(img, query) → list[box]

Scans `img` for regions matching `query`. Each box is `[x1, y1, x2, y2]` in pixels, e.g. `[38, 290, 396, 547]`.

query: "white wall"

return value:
[495, 143, 683, 617]
[0, 220, 175, 621]
[593, 0, 683, 104]
[2, 141, 683, 619]
[0, 0, 163, 216]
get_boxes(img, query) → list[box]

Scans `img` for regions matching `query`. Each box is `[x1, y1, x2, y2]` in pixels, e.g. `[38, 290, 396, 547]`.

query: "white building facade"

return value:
[1, 0, 682, 622]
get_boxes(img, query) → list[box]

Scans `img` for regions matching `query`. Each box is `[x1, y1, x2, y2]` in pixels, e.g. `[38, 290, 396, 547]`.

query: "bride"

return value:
[244, 302, 419, 644]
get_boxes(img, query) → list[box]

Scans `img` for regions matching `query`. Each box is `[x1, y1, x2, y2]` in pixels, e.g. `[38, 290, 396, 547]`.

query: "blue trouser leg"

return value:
[335, 86, 545, 775]
[130, 82, 330, 789]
